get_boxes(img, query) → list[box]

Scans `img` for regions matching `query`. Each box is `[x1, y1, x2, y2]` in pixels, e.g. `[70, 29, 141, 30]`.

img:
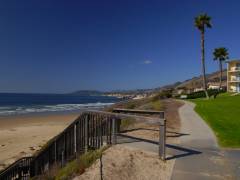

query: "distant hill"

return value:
[174, 69, 227, 90]
[69, 90, 103, 96]
[154, 82, 182, 91]
[103, 89, 153, 95]
[148, 69, 227, 94]
[70, 70, 227, 97]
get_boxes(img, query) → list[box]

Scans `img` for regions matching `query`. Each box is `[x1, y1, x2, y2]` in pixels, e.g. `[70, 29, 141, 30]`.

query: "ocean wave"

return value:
[0, 103, 114, 116]
[0, 107, 12, 110]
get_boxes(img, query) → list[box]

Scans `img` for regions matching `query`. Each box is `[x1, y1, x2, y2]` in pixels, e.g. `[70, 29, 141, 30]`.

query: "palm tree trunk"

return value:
[219, 60, 223, 90]
[201, 30, 209, 99]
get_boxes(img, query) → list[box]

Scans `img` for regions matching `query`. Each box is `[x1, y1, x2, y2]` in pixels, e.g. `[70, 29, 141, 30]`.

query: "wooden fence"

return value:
[0, 109, 165, 180]
[113, 108, 166, 159]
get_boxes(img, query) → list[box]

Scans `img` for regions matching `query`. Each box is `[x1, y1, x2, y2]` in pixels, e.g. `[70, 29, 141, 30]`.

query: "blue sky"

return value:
[0, 0, 240, 93]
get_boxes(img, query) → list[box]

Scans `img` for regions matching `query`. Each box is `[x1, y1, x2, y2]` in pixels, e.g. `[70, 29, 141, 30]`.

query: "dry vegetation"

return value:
[105, 93, 166, 112]
[32, 147, 108, 180]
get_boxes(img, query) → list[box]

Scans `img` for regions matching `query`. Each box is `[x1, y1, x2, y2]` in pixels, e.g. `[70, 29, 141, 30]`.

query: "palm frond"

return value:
[194, 13, 212, 30]
[213, 47, 229, 61]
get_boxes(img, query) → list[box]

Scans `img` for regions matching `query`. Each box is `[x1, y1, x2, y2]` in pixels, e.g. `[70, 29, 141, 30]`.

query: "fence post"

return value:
[159, 112, 166, 161]
[74, 124, 77, 154]
[85, 115, 89, 153]
[30, 160, 34, 177]
[61, 133, 66, 166]
[61, 151, 64, 167]
[54, 140, 57, 162]
[112, 118, 117, 144]
[19, 164, 22, 179]
[99, 118, 103, 146]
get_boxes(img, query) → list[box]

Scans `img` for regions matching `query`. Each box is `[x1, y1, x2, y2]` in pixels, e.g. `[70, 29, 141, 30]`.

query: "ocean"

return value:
[0, 93, 120, 116]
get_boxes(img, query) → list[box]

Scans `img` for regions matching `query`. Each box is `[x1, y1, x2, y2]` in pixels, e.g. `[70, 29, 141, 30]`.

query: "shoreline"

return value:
[0, 104, 114, 117]
[0, 109, 82, 120]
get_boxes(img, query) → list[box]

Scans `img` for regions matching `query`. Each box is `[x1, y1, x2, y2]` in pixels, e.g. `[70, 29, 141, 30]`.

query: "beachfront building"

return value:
[227, 59, 240, 93]
[208, 81, 227, 90]
[194, 87, 204, 92]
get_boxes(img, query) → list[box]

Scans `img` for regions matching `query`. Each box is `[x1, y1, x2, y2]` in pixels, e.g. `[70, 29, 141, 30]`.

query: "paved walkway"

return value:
[114, 100, 240, 180]
[171, 101, 240, 180]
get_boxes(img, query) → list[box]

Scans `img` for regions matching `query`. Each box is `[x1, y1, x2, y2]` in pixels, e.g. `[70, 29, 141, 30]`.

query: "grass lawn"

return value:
[191, 93, 240, 148]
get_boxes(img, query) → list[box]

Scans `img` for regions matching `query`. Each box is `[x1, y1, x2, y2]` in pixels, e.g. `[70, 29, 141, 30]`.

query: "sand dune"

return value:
[74, 145, 174, 180]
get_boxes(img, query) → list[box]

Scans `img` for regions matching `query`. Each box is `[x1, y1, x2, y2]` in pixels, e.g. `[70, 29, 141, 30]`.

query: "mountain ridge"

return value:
[70, 69, 227, 96]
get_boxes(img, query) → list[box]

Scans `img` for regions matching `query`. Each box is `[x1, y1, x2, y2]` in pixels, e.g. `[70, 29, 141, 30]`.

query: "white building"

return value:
[194, 87, 204, 92]
[208, 82, 227, 90]
[227, 59, 240, 93]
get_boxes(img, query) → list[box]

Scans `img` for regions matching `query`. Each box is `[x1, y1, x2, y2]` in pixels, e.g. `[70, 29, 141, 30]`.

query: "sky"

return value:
[0, 0, 240, 93]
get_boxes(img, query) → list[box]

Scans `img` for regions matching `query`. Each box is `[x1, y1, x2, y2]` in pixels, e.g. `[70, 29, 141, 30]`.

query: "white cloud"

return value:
[143, 60, 152, 64]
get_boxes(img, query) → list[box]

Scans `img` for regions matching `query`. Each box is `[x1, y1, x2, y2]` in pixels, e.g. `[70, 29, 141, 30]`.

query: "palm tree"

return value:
[195, 13, 212, 99]
[213, 47, 229, 90]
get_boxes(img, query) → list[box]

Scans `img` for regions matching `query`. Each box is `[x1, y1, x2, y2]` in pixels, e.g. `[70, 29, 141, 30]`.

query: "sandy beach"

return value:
[0, 99, 183, 179]
[0, 113, 79, 170]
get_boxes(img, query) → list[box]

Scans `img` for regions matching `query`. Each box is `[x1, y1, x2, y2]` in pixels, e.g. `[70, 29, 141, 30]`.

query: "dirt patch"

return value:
[74, 145, 174, 180]
[162, 99, 183, 131]
[118, 99, 183, 144]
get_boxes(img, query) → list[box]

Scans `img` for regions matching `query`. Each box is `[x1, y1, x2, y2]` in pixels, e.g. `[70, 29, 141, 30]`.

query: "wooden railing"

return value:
[113, 108, 164, 116]
[0, 157, 33, 180]
[0, 109, 166, 179]
[112, 108, 166, 160]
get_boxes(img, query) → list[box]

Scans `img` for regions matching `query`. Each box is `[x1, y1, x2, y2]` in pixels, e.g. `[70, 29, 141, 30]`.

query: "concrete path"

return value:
[171, 101, 240, 180]
[113, 100, 239, 180]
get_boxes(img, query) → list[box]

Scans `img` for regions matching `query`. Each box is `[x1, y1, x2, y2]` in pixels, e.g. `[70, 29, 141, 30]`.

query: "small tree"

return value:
[194, 13, 212, 99]
[213, 47, 229, 90]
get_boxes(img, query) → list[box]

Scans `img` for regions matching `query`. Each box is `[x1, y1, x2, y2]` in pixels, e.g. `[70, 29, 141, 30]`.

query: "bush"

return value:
[33, 147, 108, 180]
[153, 90, 172, 100]
[186, 91, 206, 99]
[107, 94, 163, 112]
[120, 118, 136, 130]
[55, 147, 107, 180]
[187, 89, 226, 99]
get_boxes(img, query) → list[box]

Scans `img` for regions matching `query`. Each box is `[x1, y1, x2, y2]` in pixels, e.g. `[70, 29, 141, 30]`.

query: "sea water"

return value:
[0, 93, 119, 116]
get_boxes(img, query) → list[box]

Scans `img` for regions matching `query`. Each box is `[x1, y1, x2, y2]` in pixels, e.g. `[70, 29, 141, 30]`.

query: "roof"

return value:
[226, 59, 240, 63]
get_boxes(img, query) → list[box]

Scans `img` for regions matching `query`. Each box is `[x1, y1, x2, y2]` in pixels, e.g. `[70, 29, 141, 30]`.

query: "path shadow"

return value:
[167, 131, 190, 138]
[116, 134, 201, 160]
[166, 144, 202, 160]
[120, 128, 158, 133]
[117, 134, 158, 145]
[120, 128, 189, 138]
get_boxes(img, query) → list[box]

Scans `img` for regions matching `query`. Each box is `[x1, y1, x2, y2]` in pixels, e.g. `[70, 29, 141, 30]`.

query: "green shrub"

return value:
[187, 89, 226, 99]
[138, 100, 162, 111]
[33, 147, 108, 180]
[124, 101, 138, 109]
[120, 118, 136, 129]
[106, 92, 164, 112]
[152, 90, 172, 100]
[55, 147, 107, 180]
